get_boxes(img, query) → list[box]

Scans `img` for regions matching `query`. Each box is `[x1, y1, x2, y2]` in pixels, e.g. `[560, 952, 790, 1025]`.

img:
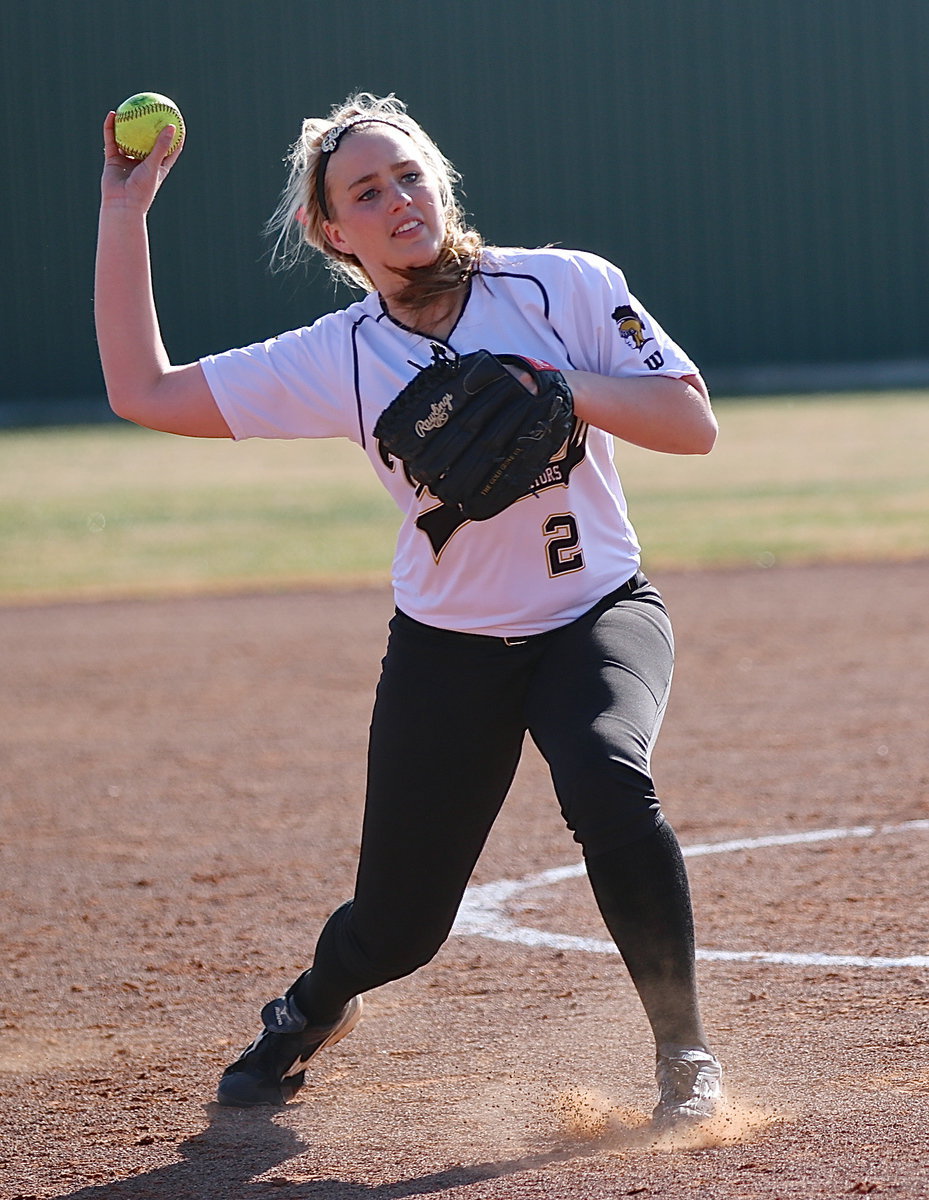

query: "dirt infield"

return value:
[2, 560, 928, 1199]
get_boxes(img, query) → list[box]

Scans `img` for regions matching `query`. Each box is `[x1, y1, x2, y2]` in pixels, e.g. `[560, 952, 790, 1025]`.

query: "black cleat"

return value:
[652, 1046, 723, 1129]
[217, 992, 362, 1107]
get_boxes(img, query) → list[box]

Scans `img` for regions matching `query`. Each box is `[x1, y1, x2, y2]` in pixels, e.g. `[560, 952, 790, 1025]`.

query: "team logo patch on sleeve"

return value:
[611, 305, 652, 351]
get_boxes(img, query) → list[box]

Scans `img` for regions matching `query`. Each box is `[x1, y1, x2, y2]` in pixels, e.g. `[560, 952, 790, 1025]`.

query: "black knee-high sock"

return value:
[289, 901, 367, 1025]
[584, 822, 708, 1053]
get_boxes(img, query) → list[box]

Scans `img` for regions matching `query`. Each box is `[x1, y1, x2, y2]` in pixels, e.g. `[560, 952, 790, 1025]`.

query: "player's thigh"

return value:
[357, 612, 530, 913]
[526, 581, 675, 846]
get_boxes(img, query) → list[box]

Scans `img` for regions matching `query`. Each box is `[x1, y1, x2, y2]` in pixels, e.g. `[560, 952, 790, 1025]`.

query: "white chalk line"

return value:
[452, 819, 929, 969]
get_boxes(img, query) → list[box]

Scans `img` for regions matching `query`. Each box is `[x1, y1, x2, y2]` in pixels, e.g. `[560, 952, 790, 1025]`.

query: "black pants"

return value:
[297, 573, 707, 1050]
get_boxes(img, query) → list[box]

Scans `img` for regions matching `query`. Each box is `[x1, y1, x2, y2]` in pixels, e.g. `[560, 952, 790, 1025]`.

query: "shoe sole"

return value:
[652, 1100, 722, 1130]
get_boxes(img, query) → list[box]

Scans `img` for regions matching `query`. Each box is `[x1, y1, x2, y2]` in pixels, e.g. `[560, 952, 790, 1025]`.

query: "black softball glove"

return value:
[373, 346, 575, 521]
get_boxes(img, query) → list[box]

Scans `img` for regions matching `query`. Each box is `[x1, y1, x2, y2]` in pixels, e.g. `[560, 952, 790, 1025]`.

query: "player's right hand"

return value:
[100, 111, 184, 213]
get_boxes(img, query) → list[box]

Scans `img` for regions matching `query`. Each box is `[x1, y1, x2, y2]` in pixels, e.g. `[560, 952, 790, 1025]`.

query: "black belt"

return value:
[397, 572, 645, 648]
[502, 570, 645, 645]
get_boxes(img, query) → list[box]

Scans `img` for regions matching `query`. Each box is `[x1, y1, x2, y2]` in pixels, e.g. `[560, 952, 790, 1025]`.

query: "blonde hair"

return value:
[267, 93, 483, 307]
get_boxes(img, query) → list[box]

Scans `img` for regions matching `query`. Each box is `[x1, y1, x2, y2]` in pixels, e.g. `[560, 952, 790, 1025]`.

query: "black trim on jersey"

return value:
[377, 274, 473, 347]
[350, 309, 396, 449]
[471, 267, 578, 370]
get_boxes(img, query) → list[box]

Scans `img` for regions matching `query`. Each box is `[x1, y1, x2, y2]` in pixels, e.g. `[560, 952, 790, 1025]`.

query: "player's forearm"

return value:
[568, 371, 718, 454]
[94, 202, 173, 419]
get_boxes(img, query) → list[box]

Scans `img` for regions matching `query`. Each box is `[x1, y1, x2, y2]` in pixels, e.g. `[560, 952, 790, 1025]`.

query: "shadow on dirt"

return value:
[44, 1102, 629, 1200]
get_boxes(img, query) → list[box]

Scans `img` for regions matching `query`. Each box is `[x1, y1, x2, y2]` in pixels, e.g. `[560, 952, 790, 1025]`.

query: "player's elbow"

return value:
[106, 386, 138, 423]
[688, 410, 719, 454]
[106, 385, 153, 428]
[679, 380, 718, 454]
[104, 366, 231, 438]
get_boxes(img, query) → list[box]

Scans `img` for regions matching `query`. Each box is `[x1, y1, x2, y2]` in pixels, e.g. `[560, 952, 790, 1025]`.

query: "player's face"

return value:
[321, 126, 447, 295]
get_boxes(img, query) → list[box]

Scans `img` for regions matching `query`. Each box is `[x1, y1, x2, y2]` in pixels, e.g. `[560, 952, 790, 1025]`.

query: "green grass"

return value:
[2, 391, 928, 602]
[616, 391, 929, 568]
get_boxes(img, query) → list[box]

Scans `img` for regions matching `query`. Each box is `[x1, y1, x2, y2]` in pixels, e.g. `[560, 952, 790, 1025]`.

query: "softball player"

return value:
[95, 92, 723, 1128]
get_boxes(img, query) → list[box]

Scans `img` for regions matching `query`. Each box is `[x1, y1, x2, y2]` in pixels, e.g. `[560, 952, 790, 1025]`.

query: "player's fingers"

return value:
[102, 118, 180, 170]
[102, 111, 123, 159]
[153, 123, 184, 169]
[162, 122, 183, 153]
[101, 121, 176, 209]
[124, 126, 181, 191]
[504, 363, 537, 393]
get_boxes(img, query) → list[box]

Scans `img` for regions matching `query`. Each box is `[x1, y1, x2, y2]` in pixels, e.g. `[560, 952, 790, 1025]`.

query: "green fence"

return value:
[2, 0, 927, 420]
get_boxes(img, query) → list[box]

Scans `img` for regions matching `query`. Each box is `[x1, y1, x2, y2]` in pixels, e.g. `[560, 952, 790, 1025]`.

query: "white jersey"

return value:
[200, 247, 698, 637]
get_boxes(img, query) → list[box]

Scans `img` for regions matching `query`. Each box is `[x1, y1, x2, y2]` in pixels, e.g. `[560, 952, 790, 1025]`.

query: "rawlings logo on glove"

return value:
[415, 394, 455, 437]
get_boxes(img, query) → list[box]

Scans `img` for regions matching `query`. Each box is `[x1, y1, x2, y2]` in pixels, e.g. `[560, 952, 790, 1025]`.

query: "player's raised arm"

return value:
[95, 109, 231, 438]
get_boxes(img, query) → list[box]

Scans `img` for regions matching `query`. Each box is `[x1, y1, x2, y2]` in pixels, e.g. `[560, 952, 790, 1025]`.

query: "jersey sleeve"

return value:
[199, 311, 356, 442]
[554, 251, 700, 381]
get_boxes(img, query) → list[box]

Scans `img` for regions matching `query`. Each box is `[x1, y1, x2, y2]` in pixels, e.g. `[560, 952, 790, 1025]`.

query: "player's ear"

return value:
[323, 219, 353, 255]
